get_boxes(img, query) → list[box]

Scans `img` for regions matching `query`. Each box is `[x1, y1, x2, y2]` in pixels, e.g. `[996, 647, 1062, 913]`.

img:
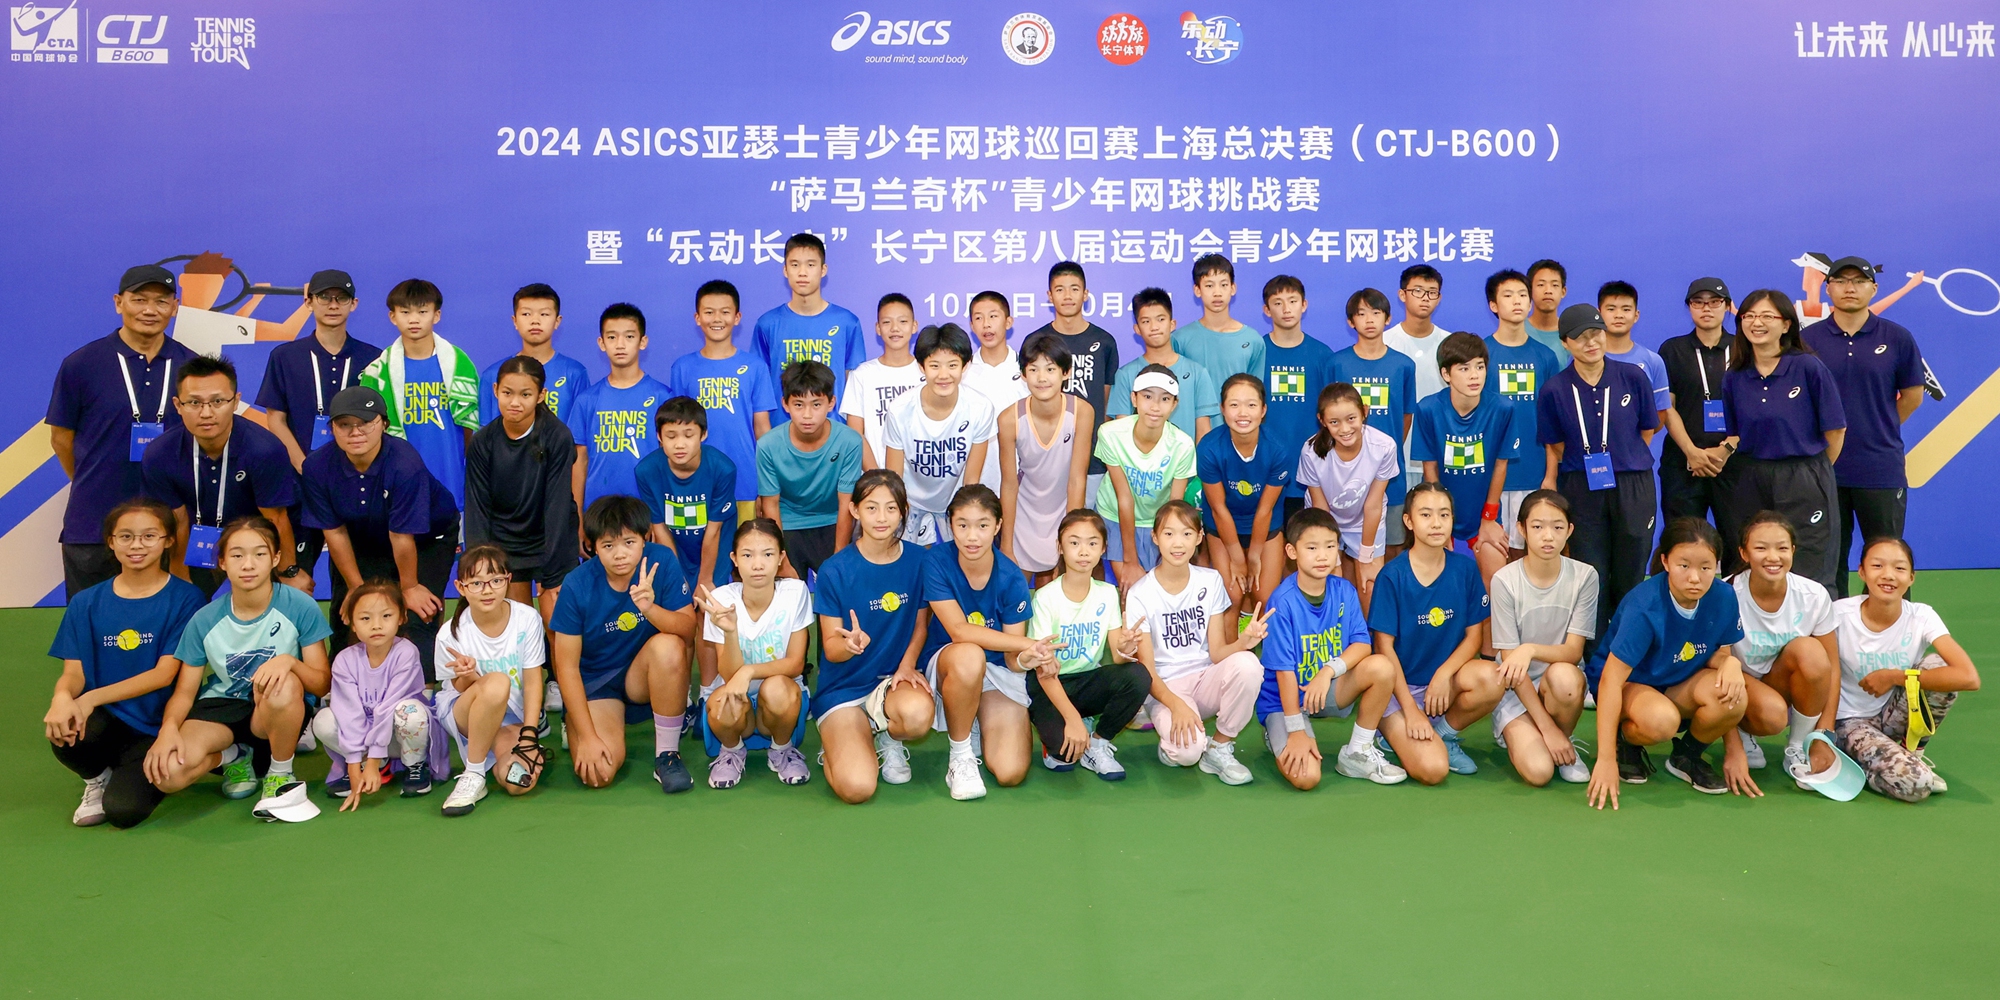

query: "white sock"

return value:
[948, 737, 972, 757]
[1787, 709, 1816, 751]
[467, 756, 492, 777]
[700, 678, 722, 699]
[268, 755, 294, 778]
[1348, 725, 1377, 750]
[771, 740, 793, 752]
[218, 743, 243, 765]
[721, 740, 745, 752]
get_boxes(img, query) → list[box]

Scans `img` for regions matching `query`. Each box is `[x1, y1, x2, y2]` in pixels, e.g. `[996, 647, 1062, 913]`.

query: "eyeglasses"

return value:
[461, 576, 510, 593]
[1827, 276, 1876, 289]
[1402, 287, 1440, 301]
[178, 394, 238, 413]
[1688, 296, 1727, 306]
[111, 532, 167, 546]
[1738, 311, 1787, 323]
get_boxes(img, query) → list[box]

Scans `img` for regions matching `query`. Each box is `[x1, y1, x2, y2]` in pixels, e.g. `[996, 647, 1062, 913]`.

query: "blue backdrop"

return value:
[5, 1, 1998, 603]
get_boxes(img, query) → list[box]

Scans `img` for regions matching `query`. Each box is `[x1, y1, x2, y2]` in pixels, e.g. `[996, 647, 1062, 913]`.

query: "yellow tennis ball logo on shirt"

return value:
[616, 612, 639, 632]
[115, 629, 141, 651]
[1234, 480, 1253, 496]
[1425, 607, 1448, 627]
[881, 592, 902, 612]
[1678, 641, 1698, 662]
[967, 611, 988, 626]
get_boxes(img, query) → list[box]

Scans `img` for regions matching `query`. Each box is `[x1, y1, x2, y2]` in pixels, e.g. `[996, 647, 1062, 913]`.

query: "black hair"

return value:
[101, 498, 176, 556]
[969, 290, 1011, 316]
[175, 353, 238, 393]
[1526, 259, 1567, 288]
[780, 361, 836, 401]
[600, 302, 647, 336]
[1132, 286, 1174, 320]
[450, 544, 512, 639]
[1191, 253, 1235, 286]
[784, 232, 826, 263]
[1728, 290, 1810, 372]
[655, 395, 707, 433]
[1739, 510, 1797, 549]
[1597, 280, 1639, 307]
[1151, 499, 1203, 535]
[914, 323, 973, 364]
[1485, 268, 1529, 304]
[218, 514, 281, 558]
[1652, 516, 1723, 573]
[1220, 372, 1265, 407]
[583, 495, 652, 546]
[1283, 505, 1339, 545]
[512, 282, 560, 314]
[735, 517, 785, 554]
[496, 355, 546, 391]
[1309, 382, 1366, 459]
[1047, 260, 1086, 287]
[1262, 274, 1305, 304]
[1399, 264, 1442, 291]
[1436, 331, 1489, 373]
[386, 278, 442, 311]
[850, 468, 908, 534]
[1517, 488, 1571, 526]
[340, 579, 406, 627]
[877, 291, 914, 317]
[1057, 507, 1108, 544]
[1345, 287, 1393, 320]
[1404, 480, 1455, 520]
[946, 484, 1003, 523]
[1861, 535, 1915, 569]
[695, 279, 741, 311]
[1017, 331, 1072, 374]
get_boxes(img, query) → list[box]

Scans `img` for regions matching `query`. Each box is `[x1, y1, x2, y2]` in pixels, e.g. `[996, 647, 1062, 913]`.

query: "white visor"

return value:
[1132, 371, 1180, 396]
[251, 781, 321, 823]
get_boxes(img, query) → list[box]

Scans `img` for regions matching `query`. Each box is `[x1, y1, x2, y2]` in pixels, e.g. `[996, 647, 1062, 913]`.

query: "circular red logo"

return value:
[1098, 13, 1148, 65]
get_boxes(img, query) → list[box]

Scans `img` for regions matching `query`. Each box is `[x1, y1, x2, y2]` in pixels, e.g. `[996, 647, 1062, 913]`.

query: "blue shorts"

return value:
[700, 678, 810, 755]
[581, 666, 653, 724]
[1104, 522, 1160, 580]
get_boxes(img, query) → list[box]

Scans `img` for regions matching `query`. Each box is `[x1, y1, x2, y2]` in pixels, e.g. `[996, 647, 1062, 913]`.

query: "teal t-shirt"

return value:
[1171, 320, 1268, 380]
[754, 421, 864, 530]
[1106, 354, 1220, 443]
[174, 586, 332, 702]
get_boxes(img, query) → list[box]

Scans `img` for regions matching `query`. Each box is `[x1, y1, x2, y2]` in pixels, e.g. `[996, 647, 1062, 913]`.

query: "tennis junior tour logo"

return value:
[11, 2, 80, 62]
[189, 15, 252, 68]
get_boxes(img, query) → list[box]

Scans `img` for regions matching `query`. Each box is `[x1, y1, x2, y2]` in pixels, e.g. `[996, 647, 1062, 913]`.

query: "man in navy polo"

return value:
[254, 269, 381, 582]
[1801, 256, 1926, 597]
[300, 386, 460, 678]
[1537, 304, 1660, 636]
[141, 355, 301, 598]
[47, 264, 202, 598]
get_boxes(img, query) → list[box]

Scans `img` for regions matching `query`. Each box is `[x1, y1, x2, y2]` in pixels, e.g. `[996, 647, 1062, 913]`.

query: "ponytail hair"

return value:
[1310, 382, 1367, 459]
[1652, 516, 1723, 574]
[450, 544, 512, 639]
[850, 468, 908, 534]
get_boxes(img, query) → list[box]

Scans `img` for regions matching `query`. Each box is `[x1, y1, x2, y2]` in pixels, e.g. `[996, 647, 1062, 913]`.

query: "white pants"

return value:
[1147, 652, 1262, 765]
[313, 699, 430, 767]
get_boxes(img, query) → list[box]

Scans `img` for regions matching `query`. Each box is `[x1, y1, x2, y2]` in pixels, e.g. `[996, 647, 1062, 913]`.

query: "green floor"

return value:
[5, 574, 1998, 998]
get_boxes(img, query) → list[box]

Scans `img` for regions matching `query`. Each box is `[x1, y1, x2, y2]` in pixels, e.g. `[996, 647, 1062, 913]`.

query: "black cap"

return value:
[328, 386, 387, 422]
[118, 264, 177, 295]
[1685, 277, 1731, 303]
[307, 269, 356, 298]
[1827, 256, 1878, 281]
[1557, 304, 1606, 341]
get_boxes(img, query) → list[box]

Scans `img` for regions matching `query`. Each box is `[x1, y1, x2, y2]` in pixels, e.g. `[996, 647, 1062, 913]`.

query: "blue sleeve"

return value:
[1493, 404, 1520, 460]
[549, 577, 586, 635]
[1409, 403, 1439, 463]
[1461, 561, 1490, 626]
[634, 457, 667, 524]
[280, 586, 333, 646]
[386, 459, 432, 536]
[1606, 602, 1657, 671]
[1106, 368, 1133, 417]
[1260, 600, 1300, 675]
[835, 431, 863, 493]
[1194, 433, 1222, 484]
[253, 352, 292, 413]
[999, 567, 1033, 626]
[46, 354, 85, 430]
[708, 454, 737, 521]
[49, 594, 91, 660]
[755, 438, 779, 497]
[841, 314, 867, 373]
[1338, 590, 1370, 652]
[1536, 382, 1564, 446]
[1646, 355, 1669, 408]
[1248, 337, 1268, 380]
[748, 362, 778, 414]
[1894, 329, 1925, 391]
[565, 390, 593, 445]
[751, 315, 774, 372]
[1368, 567, 1403, 638]
[1264, 440, 1292, 489]
[1192, 369, 1221, 419]
[166, 585, 206, 652]
[920, 549, 959, 605]
[1723, 373, 1741, 438]
[478, 363, 501, 427]
[1395, 361, 1416, 419]
[1812, 359, 1848, 432]
[650, 548, 693, 611]
[1714, 588, 1746, 646]
[174, 608, 214, 667]
[813, 560, 846, 619]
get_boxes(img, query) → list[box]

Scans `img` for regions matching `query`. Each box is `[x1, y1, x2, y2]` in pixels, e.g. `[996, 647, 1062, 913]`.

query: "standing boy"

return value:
[357, 278, 481, 509]
[1262, 275, 1337, 526]
[1172, 253, 1267, 380]
[568, 303, 671, 511]
[1658, 278, 1739, 559]
[1409, 332, 1516, 582]
[1482, 270, 1561, 555]
[753, 233, 865, 425]
[841, 292, 925, 470]
[884, 323, 997, 544]
[1108, 288, 1219, 444]
[1331, 288, 1417, 552]
[478, 283, 591, 425]
[668, 279, 776, 511]
[962, 291, 1029, 487]
[1525, 259, 1572, 366]
[637, 397, 737, 591]
[1027, 262, 1118, 498]
[756, 361, 864, 580]
[1596, 281, 1670, 427]
[1384, 265, 1446, 491]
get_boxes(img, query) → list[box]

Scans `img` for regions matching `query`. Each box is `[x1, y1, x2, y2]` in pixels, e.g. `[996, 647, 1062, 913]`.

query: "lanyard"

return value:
[192, 437, 230, 527]
[1571, 384, 1611, 455]
[310, 353, 352, 415]
[116, 354, 172, 423]
[1695, 345, 1730, 401]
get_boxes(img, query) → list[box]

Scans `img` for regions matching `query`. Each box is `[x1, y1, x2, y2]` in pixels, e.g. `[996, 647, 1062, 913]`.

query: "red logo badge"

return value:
[1098, 13, 1148, 65]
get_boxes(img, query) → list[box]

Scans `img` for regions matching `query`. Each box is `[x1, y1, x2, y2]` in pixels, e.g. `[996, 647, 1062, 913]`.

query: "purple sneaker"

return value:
[708, 745, 747, 789]
[768, 744, 812, 786]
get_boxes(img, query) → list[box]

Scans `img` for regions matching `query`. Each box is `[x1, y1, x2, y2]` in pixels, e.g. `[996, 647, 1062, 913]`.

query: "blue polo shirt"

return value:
[1723, 353, 1847, 461]
[633, 445, 738, 588]
[46, 332, 200, 544]
[253, 334, 381, 452]
[1801, 315, 1925, 489]
[567, 375, 671, 508]
[1586, 572, 1744, 691]
[1604, 342, 1670, 414]
[1263, 334, 1337, 497]
[1194, 426, 1291, 535]
[919, 542, 1033, 668]
[299, 434, 459, 550]
[1483, 335, 1561, 490]
[1409, 393, 1517, 540]
[1328, 345, 1415, 506]
[48, 574, 207, 735]
[1537, 361, 1661, 475]
[549, 541, 693, 685]
[477, 351, 591, 426]
[752, 302, 866, 426]
[140, 417, 298, 528]
[1368, 551, 1489, 687]
[667, 348, 779, 502]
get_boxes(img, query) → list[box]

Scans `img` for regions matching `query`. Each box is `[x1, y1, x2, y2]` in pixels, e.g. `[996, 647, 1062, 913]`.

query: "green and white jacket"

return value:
[357, 331, 481, 438]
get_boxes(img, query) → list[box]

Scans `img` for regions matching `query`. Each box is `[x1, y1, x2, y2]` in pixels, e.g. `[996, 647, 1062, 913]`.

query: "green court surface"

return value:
[5, 574, 1997, 999]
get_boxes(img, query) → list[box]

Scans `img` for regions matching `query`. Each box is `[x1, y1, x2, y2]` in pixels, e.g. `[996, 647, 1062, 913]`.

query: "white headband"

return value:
[1132, 370, 1180, 396]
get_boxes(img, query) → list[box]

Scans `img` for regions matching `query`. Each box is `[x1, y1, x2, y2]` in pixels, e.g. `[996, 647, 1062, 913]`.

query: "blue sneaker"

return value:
[325, 774, 351, 797]
[1439, 729, 1478, 775]
[653, 750, 692, 794]
[1374, 733, 1395, 758]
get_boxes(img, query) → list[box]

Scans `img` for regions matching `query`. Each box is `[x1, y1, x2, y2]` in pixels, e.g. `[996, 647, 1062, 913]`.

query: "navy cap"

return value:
[1685, 277, 1731, 303]
[307, 269, 356, 297]
[1557, 304, 1606, 341]
[328, 386, 387, 422]
[119, 264, 177, 295]
[1827, 256, 1878, 281]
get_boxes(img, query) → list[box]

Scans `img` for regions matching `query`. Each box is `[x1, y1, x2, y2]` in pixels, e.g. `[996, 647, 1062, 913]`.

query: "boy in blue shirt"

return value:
[478, 283, 591, 425]
[1172, 253, 1267, 380]
[1597, 280, 1671, 429]
[1481, 269, 1561, 557]
[1260, 274, 1337, 526]
[1259, 508, 1406, 789]
[668, 279, 776, 508]
[568, 303, 671, 510]
[1108, 287, 1219, 444]
[637, 397, 737, 592]
[756, 361, 864, 580]
[357, 278, 481, 509]
[1331, 288, 1416, 555]
[1409, 332, 1516, 584]
[753, 233, 865, 426]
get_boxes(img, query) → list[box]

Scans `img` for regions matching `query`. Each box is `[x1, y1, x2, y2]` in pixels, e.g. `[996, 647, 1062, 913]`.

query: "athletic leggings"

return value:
[1835, 684, 1957, 804]
[49, 711, 164, 829]
[1027, 663, 1151, 757]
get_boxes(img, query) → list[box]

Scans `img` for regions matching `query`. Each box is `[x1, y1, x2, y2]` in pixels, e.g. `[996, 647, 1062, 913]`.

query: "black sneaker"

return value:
[1665, 748, 1727, 794]
[653, 750, 693, 794]
[400, 761, 433, 797]
[1616, 739, 1653, 784]
[324, 774, 351, 797]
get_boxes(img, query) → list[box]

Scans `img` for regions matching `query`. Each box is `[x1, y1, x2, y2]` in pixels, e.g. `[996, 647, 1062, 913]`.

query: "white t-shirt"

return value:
[1488, 557, 1598, 681]
[838, 358, 925, 467]
[963, 346, 1030, 486]
[435, 600, 547, 718]
[1730, 571, 1837, 677]
[1383, 322, 1444, 486]
[700, 578, 815, 665]
[882, 387, 999, 515]
[1831, 596, 1950, 721]
[1125, 566, 1230, 681]
[1296, 424, 1400, 557]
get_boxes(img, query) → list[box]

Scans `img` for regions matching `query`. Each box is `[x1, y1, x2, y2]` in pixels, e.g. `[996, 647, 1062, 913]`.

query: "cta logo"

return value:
[831, 11, 953, 52]
[190, 14, 252, 68]
[1180, 11, 1242, 64]
[1098, 12, 1146, 65]
[97, 13, 169, 64]
[1002, 12, 1053, 65]
[10, 1, 80, 62]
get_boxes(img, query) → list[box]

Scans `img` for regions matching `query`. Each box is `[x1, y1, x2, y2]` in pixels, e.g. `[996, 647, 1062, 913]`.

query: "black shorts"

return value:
[510, 561, 573, 588]
[784, 525, 838, 580]
[581, 667, 654, 724]
[186, 697, 266, 749]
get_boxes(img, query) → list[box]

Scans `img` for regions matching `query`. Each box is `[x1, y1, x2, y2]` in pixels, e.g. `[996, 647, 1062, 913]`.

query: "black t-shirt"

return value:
[1657, 329, 1735, 469]
[464, 410, 580, 581]
[1030, 321, 1118, 473]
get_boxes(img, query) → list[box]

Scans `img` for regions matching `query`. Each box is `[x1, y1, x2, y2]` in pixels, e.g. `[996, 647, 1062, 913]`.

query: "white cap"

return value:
[251, 781, 321, 823]
[1132, 370, 1180, 396]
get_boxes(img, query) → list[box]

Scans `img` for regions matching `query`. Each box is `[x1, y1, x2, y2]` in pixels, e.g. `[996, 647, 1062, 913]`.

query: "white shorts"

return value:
[1491, 664, 1584, 738]
[902, 509, 953, 546]
[1499, 489, 1532, 549]
[1381, 682, 1427, 718]
[434, 682, 527, 768]
[814, 694, 872, 728]
[924, 646, 1029, 732]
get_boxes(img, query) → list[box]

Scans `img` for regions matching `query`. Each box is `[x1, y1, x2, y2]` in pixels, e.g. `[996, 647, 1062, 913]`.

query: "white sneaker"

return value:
[295, 722, 317, 755]
[73, 768, 111, 827]
[1080, 736, 1125, 781]
[1930, 771, 1949, 794]
[1583, 689, 1595, 710]
[1335, 742, 1408, 784]
[1782, 743, 1813, 790]
[875, 731, 911, 785]
[544, 679, 564, 713]
[1156, 743, 1182, 767]
[1198, 740, 1253, 785]
[1555, 737, 1592, 783]
[1738, 727, 1767, 769]
[441, 772, 489, 816]
[968, 721, 982, 760]
[946, 751, 987, 800]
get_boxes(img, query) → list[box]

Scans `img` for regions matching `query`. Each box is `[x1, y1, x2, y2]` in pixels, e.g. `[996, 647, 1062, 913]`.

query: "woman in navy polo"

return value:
[1722, 291, 1845, 590]
[300, 386, 461, 678]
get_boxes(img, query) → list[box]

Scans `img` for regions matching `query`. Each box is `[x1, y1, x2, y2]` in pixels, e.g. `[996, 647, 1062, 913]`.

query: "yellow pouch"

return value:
[1904, 668, 1936, 751]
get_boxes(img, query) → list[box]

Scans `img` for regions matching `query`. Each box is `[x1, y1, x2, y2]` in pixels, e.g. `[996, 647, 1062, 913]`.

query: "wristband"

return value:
[1329, 656, 1349, 680]
[1482, 503, 1501, 522]
[1283, 712, 1307, 734]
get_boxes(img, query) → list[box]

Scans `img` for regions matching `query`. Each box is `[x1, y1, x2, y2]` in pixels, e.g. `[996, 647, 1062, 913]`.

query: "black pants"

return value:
[50, 711, 163, 829]
[291, 506, 325, 581]
[62, 544, 120, 600]
[1731, 454, 1839, 591]
[784, 526, 837, 581]
[1835, 486, 1906, 598]
[1026, 663, 1151, 758]
[1660, 459, 1743, 574]
[1559, 469, 1657, 640]
[186, 566, 227, 599]
[331, 521, 459, 681]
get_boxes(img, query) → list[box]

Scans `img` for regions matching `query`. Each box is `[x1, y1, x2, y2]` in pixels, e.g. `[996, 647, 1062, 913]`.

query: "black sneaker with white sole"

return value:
[1665, 749, 1727, 794]
[1616, 739, 1653, 784]
[653, 750, 693, 794]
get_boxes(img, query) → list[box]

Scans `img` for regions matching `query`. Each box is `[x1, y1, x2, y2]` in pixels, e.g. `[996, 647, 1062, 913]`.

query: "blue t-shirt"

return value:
[755, 421, 865, 530]
[299, 434, 459, 548]
[811, 541, 929, 714]
[1409, 393, 1517, 540]
[398, 355, 467, 509]
[549, 541, 694, 684]
[1482, 335, 1561, 491]
[1368, 551, 1489, 687]
[919, 542, 1033, 668]
[668, 349, 779, 502]
[49, 575, 207, 735]
[1586, 572, 1745, 691]
[46, 332, 199, 544]
[1194, 427, 1292, 535]
[1604, 342, 1670, 414]
[566, 375, 671, 508]
[1328, 346, 1415, 506]
[1263, 334, 1338, 496]
[633, 446, 738, 588]
[174, 585, 333, 702]
[752, 302, 866, 425]
[478, 351, 591, 426]
[1256, 573, 1370, 717]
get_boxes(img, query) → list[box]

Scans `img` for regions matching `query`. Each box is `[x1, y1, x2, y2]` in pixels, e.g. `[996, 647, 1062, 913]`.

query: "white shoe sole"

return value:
[1198, 757, 1253, 785]
[1335, 758, 1408, 784]
[1663, 758, 1727, 794]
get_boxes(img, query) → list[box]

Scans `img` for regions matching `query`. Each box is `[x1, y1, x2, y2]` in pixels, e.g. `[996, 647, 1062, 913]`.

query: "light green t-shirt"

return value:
[1093, 416, 1196, 527]
[1030, 578, 1123, 675]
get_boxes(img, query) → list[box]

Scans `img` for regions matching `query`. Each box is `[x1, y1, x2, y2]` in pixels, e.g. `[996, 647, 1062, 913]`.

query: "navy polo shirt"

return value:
[300, 433, 458, 551]
[140, 417, 298, 528]
[1722, 353, 1846, 461]
[1800, 315, 1924, 489]
[46, 331, 200, 544]
[252, 334, 381, 451]
[1537, 361, 1660, 475]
